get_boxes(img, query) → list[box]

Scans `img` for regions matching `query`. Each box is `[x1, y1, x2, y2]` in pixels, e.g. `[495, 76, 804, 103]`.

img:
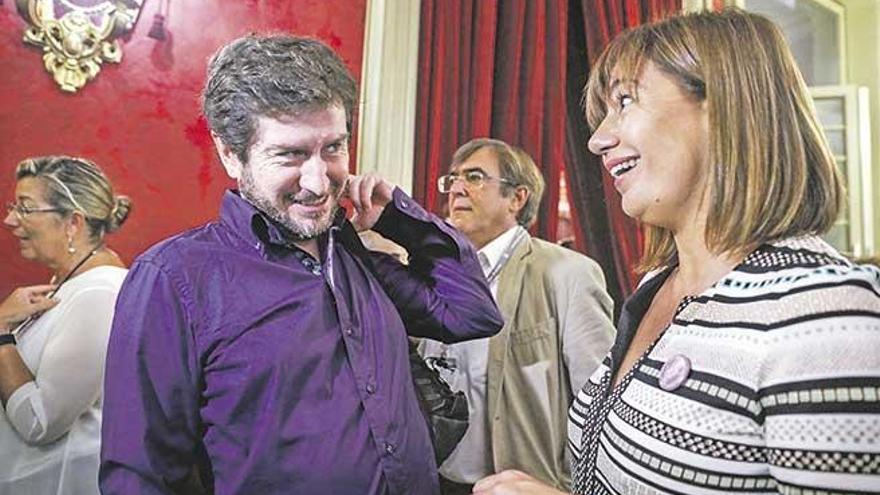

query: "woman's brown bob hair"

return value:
[584, 8, 843, 272]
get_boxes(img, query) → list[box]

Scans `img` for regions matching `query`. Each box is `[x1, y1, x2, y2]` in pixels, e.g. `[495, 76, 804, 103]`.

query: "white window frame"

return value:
[355, 0, 421, 194]
[812, 85, 875, 257]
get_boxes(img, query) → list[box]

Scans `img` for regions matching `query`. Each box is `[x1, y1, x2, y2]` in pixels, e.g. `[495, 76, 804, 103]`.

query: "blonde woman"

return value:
[0, 156, 130, 494]
[475, 8, 880, 495]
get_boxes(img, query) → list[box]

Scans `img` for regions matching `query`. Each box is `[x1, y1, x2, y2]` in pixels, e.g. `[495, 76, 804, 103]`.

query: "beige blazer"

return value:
[486, 235, 614, 489]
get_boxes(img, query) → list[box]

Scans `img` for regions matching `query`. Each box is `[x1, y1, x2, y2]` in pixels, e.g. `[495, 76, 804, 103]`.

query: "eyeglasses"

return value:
[6, 202, 63, 219]
[437, 169, 517, 194]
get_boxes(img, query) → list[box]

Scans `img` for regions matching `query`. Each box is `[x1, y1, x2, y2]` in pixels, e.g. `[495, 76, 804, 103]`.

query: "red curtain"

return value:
[414, 0, 567, 241]
[564, 0, 679, 302]
[414, 0, 680, 310]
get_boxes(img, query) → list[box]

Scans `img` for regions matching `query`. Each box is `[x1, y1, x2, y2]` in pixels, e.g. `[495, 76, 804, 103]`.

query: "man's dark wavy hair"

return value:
[202, 35, 357, 163]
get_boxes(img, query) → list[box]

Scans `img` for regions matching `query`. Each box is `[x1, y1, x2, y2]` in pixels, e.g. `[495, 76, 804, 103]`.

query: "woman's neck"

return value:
[671, 225, 744, 297]
[52, 244, 102, 283]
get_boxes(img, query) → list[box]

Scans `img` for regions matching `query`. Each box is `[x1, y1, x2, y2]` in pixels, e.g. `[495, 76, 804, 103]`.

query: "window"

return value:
[741, 0, 845, 86]
[812, 86, 875, 257]
[737, 0, 876, 258]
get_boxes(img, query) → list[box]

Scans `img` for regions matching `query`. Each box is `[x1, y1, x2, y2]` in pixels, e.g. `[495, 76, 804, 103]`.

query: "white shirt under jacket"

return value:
[422, 225, 523, 483]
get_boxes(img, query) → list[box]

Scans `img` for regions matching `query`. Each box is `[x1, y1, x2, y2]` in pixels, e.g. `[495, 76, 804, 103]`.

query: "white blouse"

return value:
[0, 266, 127, 495]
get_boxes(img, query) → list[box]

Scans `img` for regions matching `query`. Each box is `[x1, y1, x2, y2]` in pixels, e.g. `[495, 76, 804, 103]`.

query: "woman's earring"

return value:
[67, 235, 76, 254]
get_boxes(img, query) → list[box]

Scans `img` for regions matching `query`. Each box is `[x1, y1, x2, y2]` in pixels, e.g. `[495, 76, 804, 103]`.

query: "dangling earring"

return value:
[67, 235, 76, 254]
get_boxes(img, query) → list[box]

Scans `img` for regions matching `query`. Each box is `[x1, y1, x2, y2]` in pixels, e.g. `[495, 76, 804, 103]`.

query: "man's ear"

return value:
[212, 132, 245, 180]
[509, 185, 530, 217]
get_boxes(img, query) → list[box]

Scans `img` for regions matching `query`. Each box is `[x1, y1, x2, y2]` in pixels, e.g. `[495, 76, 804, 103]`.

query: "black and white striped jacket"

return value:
[568, 235, 880, 495]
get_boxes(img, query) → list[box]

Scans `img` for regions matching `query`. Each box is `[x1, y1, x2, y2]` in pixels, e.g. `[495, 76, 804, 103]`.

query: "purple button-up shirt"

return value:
[100, 189, 502, 495]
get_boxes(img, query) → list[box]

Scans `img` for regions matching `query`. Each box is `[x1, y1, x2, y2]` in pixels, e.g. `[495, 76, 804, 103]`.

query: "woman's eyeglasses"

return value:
[6, 202, 63, 219]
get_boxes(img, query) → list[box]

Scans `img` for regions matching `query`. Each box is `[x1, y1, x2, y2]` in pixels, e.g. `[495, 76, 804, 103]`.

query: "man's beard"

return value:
[239, 168, 343, 242]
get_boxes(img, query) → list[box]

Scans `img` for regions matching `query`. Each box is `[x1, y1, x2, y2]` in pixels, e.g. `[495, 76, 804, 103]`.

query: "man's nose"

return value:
[300, 155, 330, 196]
[449, 176, 468, 196]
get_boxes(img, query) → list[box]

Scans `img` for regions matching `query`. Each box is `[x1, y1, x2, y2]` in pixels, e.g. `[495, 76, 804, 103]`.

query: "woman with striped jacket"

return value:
[474, 8, 880, 495]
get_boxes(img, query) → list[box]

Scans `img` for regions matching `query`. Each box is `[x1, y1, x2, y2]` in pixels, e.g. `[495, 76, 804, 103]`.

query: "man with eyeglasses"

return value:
[99, 35, 503, 495]
[422, 138, 615, 494]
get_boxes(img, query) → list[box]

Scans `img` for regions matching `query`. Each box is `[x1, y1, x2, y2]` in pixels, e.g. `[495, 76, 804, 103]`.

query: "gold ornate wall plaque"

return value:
[16, 0, 146, 93]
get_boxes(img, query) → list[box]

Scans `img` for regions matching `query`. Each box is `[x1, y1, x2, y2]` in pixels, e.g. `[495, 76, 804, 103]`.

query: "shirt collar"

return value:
[218, 189, 347, 249]
[478, 225, 524, 274]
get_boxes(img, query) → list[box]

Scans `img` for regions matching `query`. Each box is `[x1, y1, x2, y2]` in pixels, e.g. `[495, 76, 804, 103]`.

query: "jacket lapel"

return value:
[486, 236, 532, 415]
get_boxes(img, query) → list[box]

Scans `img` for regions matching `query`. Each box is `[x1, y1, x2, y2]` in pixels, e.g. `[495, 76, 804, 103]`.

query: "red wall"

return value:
[0, 0, 366, 296]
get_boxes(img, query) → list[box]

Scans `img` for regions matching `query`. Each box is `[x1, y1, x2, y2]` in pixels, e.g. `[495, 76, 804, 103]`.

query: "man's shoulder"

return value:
[526, 237, 601, 272]
[135, 220, 228, 271]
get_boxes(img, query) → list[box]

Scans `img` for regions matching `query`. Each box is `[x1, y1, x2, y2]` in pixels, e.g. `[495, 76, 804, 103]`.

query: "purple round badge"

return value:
[658, 355, 692, 391]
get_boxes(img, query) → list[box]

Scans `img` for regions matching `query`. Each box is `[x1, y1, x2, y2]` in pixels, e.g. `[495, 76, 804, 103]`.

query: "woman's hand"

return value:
[472, 470, 571, 495]
[0, 285, 57, 332]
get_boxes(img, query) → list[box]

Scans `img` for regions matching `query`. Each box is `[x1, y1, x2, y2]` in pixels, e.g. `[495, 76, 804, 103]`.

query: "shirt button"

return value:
[385, 442, 395, 454]
[366, 383, 376, 394]
[344, 326, 354, 336]
[400, 200, 408, 209]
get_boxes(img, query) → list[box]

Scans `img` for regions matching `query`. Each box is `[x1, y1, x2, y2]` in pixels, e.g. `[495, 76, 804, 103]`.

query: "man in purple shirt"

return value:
[99, 35, 503, 495]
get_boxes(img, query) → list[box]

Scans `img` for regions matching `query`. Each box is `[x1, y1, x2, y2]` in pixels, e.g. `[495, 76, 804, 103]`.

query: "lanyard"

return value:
[12, 247, 100, 338]
[483, 226, 527, 285]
